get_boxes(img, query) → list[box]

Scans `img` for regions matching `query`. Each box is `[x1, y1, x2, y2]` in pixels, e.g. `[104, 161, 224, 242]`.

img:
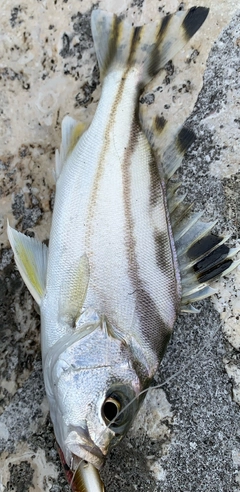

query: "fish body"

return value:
[43, 65, 179, 361]
[42, 50, 177, 471]
[7, 5, 240, 489]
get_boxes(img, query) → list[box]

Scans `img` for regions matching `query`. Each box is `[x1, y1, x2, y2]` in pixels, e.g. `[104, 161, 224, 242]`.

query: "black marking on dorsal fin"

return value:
[178, 224, 240, 309]
[156, 125, 196, 181]
[182, 7, 209, 41]
[177, 127, 196, 154]
[155, 115, 167, 133]
[147, 116, 240, 310]
[188, 234, 223, 260]
[197, 259, 233, 284]
[193, 244, 229, 275]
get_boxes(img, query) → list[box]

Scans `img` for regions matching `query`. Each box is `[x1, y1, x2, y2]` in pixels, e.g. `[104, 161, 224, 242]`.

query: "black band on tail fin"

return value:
[182, 7, 209, 41]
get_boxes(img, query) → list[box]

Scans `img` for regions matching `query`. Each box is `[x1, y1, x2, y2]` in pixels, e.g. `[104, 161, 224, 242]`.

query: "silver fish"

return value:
[7, 6, 240, 490]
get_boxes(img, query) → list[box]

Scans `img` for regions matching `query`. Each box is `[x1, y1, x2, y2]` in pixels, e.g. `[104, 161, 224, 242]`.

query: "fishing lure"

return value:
[7, 6, 240, 491]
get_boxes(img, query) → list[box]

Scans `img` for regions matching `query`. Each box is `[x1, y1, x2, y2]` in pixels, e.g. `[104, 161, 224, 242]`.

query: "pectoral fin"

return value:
[59, 253, 90, 326]
[7, 222, 48, 305]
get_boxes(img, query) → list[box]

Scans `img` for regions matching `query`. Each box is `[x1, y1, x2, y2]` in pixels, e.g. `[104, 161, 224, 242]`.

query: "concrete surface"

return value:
[0, 0, 239, 491]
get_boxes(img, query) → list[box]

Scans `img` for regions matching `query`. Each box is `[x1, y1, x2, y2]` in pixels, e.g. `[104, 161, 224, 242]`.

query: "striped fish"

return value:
[7, 6, 240, 491]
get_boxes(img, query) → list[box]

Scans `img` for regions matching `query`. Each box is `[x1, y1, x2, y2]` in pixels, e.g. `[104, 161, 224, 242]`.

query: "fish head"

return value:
[43, 314, 148, 470]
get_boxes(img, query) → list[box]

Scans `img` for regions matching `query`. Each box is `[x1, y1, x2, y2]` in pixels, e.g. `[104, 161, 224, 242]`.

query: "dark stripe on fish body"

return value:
[154, 230, 173, 276]
[86, 72, 128, 236]
[149, 152, 162, 206]
[148, 152, 178, 291]
[86, 56, 174, 363]
[182, 6, 209, 41]
[121, 123, 173, 361]
[121, 120, 139, 271]
[87, 45, 144, 224]
[136, 289, 172, 362]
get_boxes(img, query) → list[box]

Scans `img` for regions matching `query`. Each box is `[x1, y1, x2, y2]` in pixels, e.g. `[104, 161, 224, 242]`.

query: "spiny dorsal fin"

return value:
[91, 7, 209, 84]
[180, 234, 240, 312]
[174, 210, 240, 310]
[150, 121, 240, 312]
[163, 128, 240, 309]
[55, 116, 88, 179]
[7, 222, 48, 306]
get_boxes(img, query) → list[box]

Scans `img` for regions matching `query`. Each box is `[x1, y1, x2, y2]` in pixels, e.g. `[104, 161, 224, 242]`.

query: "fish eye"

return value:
[101, 386, 137, 434]
[102, 395, 121, 424]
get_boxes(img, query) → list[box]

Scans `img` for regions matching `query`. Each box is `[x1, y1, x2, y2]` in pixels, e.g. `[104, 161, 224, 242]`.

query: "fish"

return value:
[7, 5, 240, 491]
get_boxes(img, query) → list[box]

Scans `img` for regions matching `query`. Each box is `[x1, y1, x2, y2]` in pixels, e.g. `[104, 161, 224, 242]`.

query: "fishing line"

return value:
[70, 319, 221, 489]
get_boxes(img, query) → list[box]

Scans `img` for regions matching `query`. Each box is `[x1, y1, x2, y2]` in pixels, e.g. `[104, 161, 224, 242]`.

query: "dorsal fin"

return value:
[149, 117, 196, 181]
[55, 116, 88, 179]
[7, 222, 48, 306]
[150, 121, 240, 312]
[180, 236, 240, 312]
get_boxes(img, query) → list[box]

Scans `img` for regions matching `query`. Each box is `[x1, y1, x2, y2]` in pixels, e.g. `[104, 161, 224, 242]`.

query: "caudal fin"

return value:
[91, 7, 209, 86]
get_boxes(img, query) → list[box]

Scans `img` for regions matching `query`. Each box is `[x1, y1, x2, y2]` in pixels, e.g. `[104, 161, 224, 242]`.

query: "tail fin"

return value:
[91, 7, 209, 85]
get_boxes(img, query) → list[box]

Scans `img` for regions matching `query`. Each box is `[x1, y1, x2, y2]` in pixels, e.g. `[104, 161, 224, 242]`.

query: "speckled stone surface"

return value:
[0, 1, 239, 491]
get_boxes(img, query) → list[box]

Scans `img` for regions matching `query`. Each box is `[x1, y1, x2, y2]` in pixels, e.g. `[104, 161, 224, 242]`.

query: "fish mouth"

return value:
[57, 444, 105, 491]
[70, 443, 106, 470]
[64, 428, 110, 470]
